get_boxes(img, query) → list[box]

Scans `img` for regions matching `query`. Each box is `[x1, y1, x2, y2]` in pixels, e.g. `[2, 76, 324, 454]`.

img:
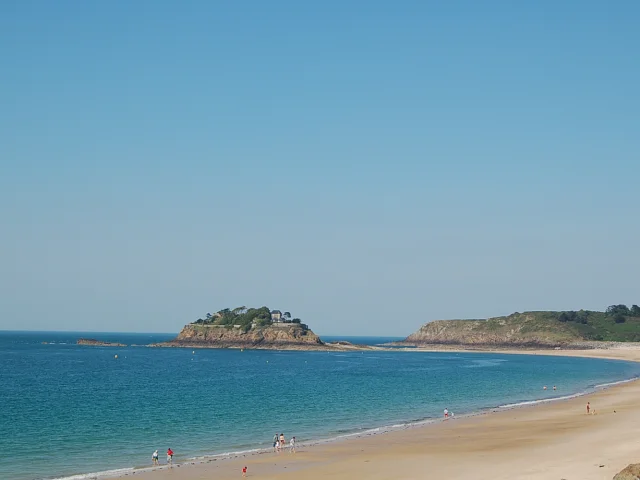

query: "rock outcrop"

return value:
[613, 463, 640, 480]
[400, 312, 585, 348]
[155, 323, 325, 350]
[77, 338, 126, 347]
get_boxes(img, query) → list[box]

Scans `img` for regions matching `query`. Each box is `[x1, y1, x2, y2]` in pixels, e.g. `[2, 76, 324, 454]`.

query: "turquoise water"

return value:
[2, 331, 640, 480]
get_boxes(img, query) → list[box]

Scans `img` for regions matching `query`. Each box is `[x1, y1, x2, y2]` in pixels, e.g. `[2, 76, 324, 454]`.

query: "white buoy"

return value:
[114, 354, 118, 359]
[192, 351, 195, 354]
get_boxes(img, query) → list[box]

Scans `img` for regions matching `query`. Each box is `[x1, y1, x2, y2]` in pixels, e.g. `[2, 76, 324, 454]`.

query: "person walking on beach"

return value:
[273, 433, 279, 452]
[152, 450, 159, 466]
[167, 448, 174, 465]
[586, 402, 591, 414]
[289, 436, 296, 454]
[444, 408, 449, 419]
[280, 433, 285, 449]
[242, 466, 247, 477]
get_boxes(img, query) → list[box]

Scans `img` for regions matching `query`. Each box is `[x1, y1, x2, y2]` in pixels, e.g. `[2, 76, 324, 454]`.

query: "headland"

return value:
[396, 305, 640, 349]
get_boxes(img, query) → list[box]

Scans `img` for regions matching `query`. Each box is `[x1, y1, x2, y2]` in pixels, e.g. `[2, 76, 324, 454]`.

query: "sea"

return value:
[2, 331, 640, 480]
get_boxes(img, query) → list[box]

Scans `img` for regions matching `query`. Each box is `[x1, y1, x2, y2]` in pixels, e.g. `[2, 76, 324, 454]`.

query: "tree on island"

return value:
[193, 306, 304, 330]
[632, 305, 640, 317]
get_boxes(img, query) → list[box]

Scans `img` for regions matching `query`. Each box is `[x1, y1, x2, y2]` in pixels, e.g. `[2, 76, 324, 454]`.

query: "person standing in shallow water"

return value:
[152, 450, 159, 465]
[280, 433, 285, 449]
[167, 448, 174, 465]
[273, 433, 279, 452]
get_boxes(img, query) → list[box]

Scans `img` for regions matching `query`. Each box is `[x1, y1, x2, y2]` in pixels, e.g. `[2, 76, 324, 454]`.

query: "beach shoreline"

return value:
[59, 345, 640, 480]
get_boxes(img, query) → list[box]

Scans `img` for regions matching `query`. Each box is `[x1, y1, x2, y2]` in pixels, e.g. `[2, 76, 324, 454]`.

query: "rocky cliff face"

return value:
[402, 313, 584, 348]
[162, 324, 324, 349]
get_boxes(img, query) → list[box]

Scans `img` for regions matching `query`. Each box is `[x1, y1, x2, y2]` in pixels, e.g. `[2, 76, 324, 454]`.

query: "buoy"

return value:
[114, 355, 118, 359]
[192, 351, 195, 354]
[543, 386, 547, 390]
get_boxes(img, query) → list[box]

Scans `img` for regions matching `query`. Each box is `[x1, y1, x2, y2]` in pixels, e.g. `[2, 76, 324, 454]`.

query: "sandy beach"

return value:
[115, 346, 640, 480]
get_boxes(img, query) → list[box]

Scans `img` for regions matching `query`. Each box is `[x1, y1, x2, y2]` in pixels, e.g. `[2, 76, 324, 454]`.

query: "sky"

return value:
[1, 1, 639, 336]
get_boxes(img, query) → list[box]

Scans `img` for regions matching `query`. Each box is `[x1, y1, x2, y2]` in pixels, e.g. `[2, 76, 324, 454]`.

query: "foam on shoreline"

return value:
[49, 467, 135, 480]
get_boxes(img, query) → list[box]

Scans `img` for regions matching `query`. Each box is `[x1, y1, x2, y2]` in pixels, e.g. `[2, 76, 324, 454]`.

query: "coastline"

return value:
[408, 343, 640, 362]
[64, 345, 640, 480]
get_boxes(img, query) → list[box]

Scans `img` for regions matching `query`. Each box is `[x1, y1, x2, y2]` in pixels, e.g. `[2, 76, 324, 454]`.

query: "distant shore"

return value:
[148, 338, 640, 354]
[107, 344, 640, 480]
[394, 341, 640, 362]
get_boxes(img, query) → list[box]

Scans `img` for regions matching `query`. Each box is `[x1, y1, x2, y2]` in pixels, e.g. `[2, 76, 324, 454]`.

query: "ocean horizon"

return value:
[3, 331, 640, 480]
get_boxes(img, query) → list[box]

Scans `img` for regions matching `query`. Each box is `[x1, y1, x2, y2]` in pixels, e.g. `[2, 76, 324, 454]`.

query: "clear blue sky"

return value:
[1, 1, 638, 335]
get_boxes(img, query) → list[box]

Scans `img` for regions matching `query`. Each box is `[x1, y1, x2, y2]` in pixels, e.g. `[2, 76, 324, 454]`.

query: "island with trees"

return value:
[399, 304, 640, 349]
[155, 306, 327, 350]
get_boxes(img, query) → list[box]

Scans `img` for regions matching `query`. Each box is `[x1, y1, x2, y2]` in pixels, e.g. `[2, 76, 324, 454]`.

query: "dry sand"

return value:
[115, 347, 640, 480]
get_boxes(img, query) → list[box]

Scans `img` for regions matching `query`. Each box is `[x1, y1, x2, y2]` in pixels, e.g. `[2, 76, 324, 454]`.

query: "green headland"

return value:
[402, 304, 640, 348]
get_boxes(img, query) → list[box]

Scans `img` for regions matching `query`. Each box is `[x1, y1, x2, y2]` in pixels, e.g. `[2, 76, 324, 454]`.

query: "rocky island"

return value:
[77, 338, 127, 347]
[399, 305, 640, 349]
[153, 306, 328, 350]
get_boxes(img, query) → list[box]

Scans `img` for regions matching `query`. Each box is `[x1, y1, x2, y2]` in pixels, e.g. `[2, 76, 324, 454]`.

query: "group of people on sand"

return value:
[273, 432, 296, 453]
[149, 434, 298, 477]
[151, 448, 173, 466]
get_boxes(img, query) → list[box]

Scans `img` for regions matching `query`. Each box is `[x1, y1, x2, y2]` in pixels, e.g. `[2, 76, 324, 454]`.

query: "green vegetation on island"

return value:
[191, 306, 305, 333]
[404, 304, 640, 347]
[157, 306, 323, 350]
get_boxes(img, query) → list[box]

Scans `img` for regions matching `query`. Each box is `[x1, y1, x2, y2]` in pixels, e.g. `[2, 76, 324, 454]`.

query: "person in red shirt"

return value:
[242, 466, 247, 477]
[167, 448, 174, 465]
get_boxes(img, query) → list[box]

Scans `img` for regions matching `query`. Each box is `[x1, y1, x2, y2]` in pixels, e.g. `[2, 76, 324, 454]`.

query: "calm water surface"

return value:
[2, 331, 639, 480]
